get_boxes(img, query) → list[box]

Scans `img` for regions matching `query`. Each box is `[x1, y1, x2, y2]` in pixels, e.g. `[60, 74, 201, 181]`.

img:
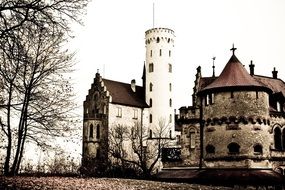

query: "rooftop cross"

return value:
[212, 56, 216, 77]
[230, 44, 237, 55]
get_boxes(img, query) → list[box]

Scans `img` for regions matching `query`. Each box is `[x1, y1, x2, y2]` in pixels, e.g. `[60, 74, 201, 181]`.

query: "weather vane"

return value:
[212, 56, 216, 77]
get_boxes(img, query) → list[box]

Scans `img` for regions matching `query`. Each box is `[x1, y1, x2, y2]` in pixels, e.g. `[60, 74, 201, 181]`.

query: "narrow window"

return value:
[206, 145, 215, 154]
[169, 114, 172, 123]
[150, 50, 152, 57]
[96, 124, 100, 139]
[149, 98, 152, 107]
[117, 107, 122, 117]
[96, 148, 100, 158]
[277, 101, 281, 112]
[89, 124, 94, 138]
[169, 98, 172, 107]
[169, 130, 172, 139]
[256, 91, 259, 99]
[149, 83, 153, 92]
[149, 129, 153, 138]
[231, 91, 234, 98]
[156, 37, 160, 43]
[167, 38, 170, 43]
[168, 63, 172, 73]
[228, 142, 240, 154]
[103, 105, 106, 114]
[133, 109, 138, 119]
[210, 93, 214, 104]
[274, 127, 282, 150]
[253, 144, 262, 154]
[149, 114, 152, 123]
[169, 83, 172, 91]
[189, 129, 196, 149]
[205, 95, 209, 106]
[149, 63, 154, 72]
[159, 49, 162, 56]
[169, 50, 171, 57]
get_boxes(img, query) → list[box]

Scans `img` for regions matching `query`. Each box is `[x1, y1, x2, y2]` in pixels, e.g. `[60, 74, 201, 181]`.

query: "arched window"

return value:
[283, 129, 285, 150]
[149, 83, 153, 92]
[149, 63, 154, 72]
[149, 98, 152, 107]
[96, 124, 100, 139]
[206, 145, 215, 154]
[168, 63, 172, 73]
[156, 37, 160, 43]
[169, 99, 172, 107]
[89, 124, 94, 138]
[274, 127, 282, 150]
[149, 114, 152, 123]
[149, 129, 153, 138]
[253, 144, 263, 154]
[189, 128, 196, 149]
[228, 142, 240, 154]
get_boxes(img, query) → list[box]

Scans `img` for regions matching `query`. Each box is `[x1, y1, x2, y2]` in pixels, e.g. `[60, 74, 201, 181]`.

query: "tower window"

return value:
[274, 127, 282, 150]
[169, 98, 172, 107]
[169, 130, 172, 139]
[168, 63, 172, 73]
[253, 144, 263, 154]
[149, 114, 152, 123]
[167, 38, 170, 43]
[149, 83, 153, 92]
[169, 83, 172, 91]
[159, 49, 162, 56]
[149, 129, 153, 138]
[156, 37, 160, 43]
[149, 98, 152, 107]
[228, 142, 240, 154]
[149, 63, 154, 72]
[150, 50, 152, 57]
[277, 101, 281, 112]
[231, 91, 234, 98]
[169, 50, 171, 57]
[256, 91, 259, 99]
[89, 124, 94, 138]
[96, 124, 100, 139]
[206, 145, 215, 154]
[117, 107, 122, 117]
[169, 114, 172, 123]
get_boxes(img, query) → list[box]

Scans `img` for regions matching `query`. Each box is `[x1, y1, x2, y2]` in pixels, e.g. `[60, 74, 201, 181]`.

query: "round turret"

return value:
[145, 27, 175, 138]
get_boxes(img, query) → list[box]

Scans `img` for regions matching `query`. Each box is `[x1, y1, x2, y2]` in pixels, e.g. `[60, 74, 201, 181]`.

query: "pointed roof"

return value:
[200, 54, 271, 93]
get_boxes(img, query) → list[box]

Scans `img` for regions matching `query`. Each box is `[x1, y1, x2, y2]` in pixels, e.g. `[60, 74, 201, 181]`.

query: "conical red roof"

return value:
[201, 54, 267, 93]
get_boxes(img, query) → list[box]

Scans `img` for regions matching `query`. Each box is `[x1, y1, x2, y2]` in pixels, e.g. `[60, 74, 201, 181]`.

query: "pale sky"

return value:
[71, 0, 285, 110]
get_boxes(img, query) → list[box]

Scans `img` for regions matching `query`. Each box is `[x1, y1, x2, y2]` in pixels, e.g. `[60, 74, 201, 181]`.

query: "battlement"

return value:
[145, 27, 175, 45]
[145, 27, 174, 35]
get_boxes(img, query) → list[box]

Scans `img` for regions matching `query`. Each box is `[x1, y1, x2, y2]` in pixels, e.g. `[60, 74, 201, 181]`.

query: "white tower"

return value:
[145, 28, 175, 138]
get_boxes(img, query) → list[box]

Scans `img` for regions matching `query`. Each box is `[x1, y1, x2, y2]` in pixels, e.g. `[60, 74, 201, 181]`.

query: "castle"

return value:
[82, 27, 285, 177]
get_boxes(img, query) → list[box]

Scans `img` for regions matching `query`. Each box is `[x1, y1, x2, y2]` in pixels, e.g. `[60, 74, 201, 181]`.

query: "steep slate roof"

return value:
[102, 79, 148, 108]
[254, 75, 285, 97]
[200, 54, 270, 93]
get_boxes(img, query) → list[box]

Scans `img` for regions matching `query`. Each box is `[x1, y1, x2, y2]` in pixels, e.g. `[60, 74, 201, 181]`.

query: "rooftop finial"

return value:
[230, 44, 237, 55]
[152, 2, 155, 28]
[212, 56, 216, 77]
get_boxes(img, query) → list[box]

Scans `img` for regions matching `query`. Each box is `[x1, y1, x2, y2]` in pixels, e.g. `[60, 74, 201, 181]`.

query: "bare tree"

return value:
[109, 120, 171, 178]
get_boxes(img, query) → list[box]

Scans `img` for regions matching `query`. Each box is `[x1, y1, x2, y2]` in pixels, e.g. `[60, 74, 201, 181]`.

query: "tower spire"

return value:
[212, 56, 216, 77]
[152, 2, 155, 28]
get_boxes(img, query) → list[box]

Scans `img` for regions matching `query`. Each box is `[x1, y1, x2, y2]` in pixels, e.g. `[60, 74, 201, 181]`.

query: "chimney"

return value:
[131, 79, 136, 92]
[272, 67, 278, 79]
[249, 60, 255, 75]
